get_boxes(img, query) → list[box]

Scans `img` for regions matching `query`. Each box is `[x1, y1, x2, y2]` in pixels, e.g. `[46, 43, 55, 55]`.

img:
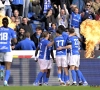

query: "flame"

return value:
[0, 13, 16, 29]
[80, 19, 100, 58]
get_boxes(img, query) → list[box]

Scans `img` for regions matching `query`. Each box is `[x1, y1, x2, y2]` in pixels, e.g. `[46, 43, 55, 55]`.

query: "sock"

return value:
[43, 72, 47, 83]
[71, 70, 76, 83]
[39, 77, 42, 84]
[79, 70, 87, 83]
[0, 65, 5, 70]
[76, 70, 82, 82]
[4, 70, 10, 82]
[64, 75, 69, 83]
[34, 72, 44, 83]
[58, 73, 61, 79]
[61, 70, 64, 82]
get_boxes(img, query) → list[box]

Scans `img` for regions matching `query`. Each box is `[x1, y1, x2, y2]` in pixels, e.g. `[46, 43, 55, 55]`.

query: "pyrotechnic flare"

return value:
[80, 19, 100, 58]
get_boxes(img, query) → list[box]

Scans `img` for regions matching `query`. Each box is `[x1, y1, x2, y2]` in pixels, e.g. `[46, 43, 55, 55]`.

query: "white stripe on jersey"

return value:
[43, 46, 47, 60]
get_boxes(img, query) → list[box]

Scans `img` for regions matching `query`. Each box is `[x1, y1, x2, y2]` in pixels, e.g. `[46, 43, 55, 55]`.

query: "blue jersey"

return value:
[38, 38, 52, 60]
[69, 36, 80, 55]
[54, 35, 67, 56]
[62, 32, 69, 44]
[0, 27, 16, 52]
[15, 38, 36, 50]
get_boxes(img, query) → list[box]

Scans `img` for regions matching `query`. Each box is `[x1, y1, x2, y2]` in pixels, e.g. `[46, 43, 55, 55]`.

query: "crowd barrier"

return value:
[0, 50, 100, 86]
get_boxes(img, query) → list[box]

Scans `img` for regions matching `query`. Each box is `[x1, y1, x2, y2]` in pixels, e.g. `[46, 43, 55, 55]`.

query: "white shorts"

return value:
[38, 59, 48, 70]
[47, 60, 52, 69]
[56, 55, 68, 67]
[69, 55, 80, 67]
[0, 52, 13, 62]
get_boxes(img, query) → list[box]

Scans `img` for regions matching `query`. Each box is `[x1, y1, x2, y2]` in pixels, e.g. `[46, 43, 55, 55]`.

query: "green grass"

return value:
[0, 86, 100, 90]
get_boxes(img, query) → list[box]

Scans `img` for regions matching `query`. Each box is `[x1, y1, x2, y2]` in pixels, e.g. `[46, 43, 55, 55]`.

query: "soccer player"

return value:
[57, 28, 88, 86]
[33, 31, 54, 86]
[54, 29, 71, 85]
[0, 17, 17, 86]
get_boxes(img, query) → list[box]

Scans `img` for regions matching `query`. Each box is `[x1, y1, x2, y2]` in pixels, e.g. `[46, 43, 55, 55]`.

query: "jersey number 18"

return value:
[0, 33, 8, 40]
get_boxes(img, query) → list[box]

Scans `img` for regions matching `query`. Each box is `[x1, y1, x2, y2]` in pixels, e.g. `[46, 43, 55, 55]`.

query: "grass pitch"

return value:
[0, 86, 100, 90]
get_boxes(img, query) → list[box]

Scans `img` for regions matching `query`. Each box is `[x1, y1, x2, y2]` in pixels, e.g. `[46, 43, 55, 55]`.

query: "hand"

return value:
[11, 46, 15, 49]
[57, 46, 63, 50]
[64, 4, 66, 8]
[67, 45, 71, 49]
[54, 4, 57, 8]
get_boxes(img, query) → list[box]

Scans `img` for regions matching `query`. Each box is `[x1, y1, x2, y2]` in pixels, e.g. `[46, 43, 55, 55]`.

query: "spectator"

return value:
[95, 8, 100, 20]
[23, 0, 30, 17]
[49, 23, 57, 34]
[30, 0, 42, 20]
[57, 4, 69, 28]
[70, 7, 81, 38]
[72, 0, 85, 13]
[11, 16, 15, 22]
[17, 28, 25, 43]
[91, 0, 100, 14]
[1, 0, 12, 17]
[12, 0, 23, 16]
[82, 2, 95, 21]
[15, 32, 36, 50]
[13, 10, 22, 23]
[42, 4, 59, 30]
[18, 17, 33, 36]
[0, 0, 5, 15]
[31, 26, 42, 48]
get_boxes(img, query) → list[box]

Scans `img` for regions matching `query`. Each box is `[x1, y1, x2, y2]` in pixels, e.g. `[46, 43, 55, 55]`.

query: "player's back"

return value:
[0, 26, 16, 52]
[38, 38, 51, 60]
[69, 36, 80, 55]
[54, 35, 66, 56]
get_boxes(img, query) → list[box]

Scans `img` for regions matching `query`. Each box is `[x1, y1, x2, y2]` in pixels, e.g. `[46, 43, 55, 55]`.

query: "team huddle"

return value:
[33, 27, 88, 86]
[0, 17, 88, 86]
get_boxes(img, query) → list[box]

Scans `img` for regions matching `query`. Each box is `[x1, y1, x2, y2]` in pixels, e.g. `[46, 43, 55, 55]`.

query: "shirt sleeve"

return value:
[15, 42, 21, 50]
[11, 29, 16, 39]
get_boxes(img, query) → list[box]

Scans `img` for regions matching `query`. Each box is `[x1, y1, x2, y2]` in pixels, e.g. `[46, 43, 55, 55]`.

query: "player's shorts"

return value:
[0, 52, 13, 62]
[38, 59, 48, 70]
[69, 55, 80, 67]
[56, 55, 68, 67]
[47, 60, 52, 69]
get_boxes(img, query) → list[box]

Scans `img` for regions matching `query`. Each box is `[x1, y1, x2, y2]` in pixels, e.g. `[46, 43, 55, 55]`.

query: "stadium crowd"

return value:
[0, 0, 100, 50]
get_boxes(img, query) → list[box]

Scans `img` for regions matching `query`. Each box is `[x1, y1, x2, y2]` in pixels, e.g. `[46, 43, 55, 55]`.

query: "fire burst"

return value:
[80, 19, 100, 58]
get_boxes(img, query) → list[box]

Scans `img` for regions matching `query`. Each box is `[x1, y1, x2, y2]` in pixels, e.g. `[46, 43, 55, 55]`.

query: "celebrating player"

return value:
[33, 31, 54, 86]
[54, 29, 71, 85]
[57, 28, 88, 86]
[0, 17, 17, 86]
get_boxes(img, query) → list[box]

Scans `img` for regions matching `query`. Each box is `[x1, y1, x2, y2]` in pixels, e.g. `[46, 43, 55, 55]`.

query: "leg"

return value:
[24, 0, 30, 17]
[75, 67, 88, 86]
[33, 59, 47, 86]
[70, 65, 77, 84]
[7, 5, 12, 17]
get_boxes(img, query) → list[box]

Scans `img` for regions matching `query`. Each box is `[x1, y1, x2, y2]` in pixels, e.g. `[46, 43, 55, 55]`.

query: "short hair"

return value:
[58, 25, 65, 32]
[2, 17, 9, 27]
[25, 32, 30, 38]
[56, 29, 62, 35]
[68, 28, 75, 34]
[42, 31, 49, 38]
[36, 26, 42, 31]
